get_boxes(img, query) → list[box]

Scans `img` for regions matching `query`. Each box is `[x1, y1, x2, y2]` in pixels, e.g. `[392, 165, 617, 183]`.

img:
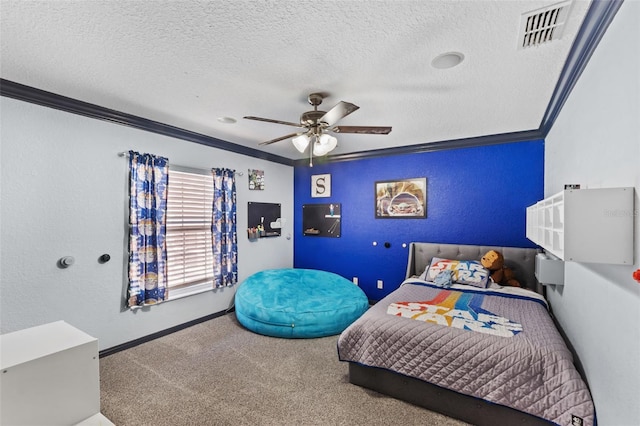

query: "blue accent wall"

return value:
[293, 140, 544, 300]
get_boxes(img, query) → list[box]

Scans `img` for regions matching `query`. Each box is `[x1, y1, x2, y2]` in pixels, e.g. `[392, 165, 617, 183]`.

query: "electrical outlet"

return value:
[377, 280, 383, 289]
[353, 277, 359, 285]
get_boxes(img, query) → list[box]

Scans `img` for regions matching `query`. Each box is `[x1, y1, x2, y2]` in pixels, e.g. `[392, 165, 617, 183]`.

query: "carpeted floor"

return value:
[100, 313, 469, 426]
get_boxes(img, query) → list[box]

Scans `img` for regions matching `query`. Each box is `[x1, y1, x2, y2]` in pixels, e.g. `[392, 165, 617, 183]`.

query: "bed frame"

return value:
[348, 242, 551, 426]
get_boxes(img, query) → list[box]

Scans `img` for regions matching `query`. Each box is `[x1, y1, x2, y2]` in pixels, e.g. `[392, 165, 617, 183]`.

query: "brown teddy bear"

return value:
[481, 250, 521, 287]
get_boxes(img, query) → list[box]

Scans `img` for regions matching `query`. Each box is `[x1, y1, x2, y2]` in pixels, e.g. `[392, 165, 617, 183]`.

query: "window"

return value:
[165, 168, 214, 299]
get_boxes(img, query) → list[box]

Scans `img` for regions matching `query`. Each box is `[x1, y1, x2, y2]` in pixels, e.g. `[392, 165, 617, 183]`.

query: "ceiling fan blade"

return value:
[331, 126, 392, 135]
[258, 132, 301, 146]
[244, 116, 303, 128]
[319, 101, 359, 126]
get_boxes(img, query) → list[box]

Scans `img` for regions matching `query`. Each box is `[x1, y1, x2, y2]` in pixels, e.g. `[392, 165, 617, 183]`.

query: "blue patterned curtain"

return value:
[127, 151, 169, 308]
[212, 168, 238, 287]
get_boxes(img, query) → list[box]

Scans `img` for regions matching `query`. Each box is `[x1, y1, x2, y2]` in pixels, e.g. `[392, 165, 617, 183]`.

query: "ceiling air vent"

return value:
[518, 1, 572, 49]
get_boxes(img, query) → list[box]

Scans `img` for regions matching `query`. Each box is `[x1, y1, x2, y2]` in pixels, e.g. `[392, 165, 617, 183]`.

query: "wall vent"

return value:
[518, 1, 572, 49]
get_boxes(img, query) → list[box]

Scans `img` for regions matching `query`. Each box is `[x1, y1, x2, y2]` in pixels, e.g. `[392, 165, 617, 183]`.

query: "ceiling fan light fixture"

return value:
[245, 92, 390, 157]
[313, 142, 329, 156]
[313, 134, 338, 156]
[318, 133, 336, 147]
[292, 134, 310, 153]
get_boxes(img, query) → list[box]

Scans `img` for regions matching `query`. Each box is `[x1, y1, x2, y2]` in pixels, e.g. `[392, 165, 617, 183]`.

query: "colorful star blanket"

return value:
[387, 289, 523, 337]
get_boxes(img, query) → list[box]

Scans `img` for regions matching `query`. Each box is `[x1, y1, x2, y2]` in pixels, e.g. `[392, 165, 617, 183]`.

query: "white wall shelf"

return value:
[526, 187, 634, 264]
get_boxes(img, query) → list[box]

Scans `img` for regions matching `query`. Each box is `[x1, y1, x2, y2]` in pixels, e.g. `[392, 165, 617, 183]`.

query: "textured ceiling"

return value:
[1, 0, 591, 160]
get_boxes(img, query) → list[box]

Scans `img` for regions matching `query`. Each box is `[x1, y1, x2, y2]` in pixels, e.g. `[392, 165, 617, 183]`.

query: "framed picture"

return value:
[248, 169, 264, 190]
[311, 174, 331, 197]
[375, 178, 427, 218]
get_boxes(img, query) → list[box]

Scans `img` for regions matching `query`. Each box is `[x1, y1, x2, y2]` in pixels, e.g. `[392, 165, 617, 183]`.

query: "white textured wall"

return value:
[544, 2, 639, 425]
[0, 97, 294, 350]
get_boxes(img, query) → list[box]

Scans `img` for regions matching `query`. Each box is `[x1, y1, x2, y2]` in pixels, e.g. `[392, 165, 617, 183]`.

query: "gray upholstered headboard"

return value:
[405, 242, 542, 293]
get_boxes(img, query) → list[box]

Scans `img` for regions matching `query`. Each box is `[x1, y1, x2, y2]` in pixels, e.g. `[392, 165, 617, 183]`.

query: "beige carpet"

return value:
[100, 313, 469, 426]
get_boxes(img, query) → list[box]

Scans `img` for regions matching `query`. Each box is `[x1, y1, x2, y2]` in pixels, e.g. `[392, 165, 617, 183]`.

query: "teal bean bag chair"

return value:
[235, 268, 369, 338]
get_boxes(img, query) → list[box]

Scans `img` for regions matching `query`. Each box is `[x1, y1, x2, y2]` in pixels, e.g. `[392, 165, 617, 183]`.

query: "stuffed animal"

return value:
[480, 250, 521, 287]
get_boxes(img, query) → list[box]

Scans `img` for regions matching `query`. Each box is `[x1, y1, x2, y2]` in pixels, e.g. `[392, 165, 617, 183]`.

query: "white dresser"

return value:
[0, 321, 113, 425]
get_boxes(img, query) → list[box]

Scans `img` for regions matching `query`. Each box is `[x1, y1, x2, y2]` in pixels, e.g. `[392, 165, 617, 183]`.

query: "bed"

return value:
[337, 242, 595, 426]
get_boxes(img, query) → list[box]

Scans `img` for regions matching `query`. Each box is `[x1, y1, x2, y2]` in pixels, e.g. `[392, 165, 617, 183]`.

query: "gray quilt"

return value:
[337, 280, 595, 426]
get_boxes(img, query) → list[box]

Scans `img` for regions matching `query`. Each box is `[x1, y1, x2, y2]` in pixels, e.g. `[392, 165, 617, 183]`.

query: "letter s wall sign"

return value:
[311, 174, 331, 198]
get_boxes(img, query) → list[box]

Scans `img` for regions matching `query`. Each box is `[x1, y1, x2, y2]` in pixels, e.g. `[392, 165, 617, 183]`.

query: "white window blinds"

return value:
[166, 169, 214, 297]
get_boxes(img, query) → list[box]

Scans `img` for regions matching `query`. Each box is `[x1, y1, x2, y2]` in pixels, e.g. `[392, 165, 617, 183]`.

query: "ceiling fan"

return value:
[244, 92, 392, 165]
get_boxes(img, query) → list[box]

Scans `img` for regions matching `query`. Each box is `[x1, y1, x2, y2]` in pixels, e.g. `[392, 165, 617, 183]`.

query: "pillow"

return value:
[421, 257, 490, 288]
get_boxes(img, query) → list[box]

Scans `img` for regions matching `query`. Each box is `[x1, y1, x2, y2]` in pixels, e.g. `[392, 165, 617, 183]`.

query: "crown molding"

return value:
[539, 0, 624, 136]
[1, 0, 621, 167]
[0, 79, 294, 166]
[294, 129, 544, 167]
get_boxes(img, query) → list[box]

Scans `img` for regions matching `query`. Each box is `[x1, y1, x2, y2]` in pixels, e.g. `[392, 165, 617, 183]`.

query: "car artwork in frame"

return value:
[375, 178, 427, 218]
